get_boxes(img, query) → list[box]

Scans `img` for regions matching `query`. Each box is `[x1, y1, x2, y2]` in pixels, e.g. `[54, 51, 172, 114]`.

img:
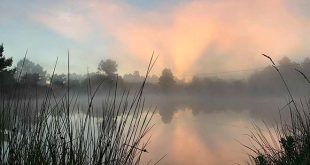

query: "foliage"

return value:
[0, 55, 158, 165]
[53, 74, 67, 86]
[98, 59, 118, 76]
[123, 71, 144, 83]
[0, 44, 15, 86]
[245, 54, 310, 165]
[20, 73, 41, 86]
[158, 68, 175, 90]
[16, 58, 47, 85]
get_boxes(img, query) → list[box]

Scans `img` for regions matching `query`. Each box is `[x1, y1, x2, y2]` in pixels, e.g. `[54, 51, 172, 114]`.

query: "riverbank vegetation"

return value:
[246, 54, 310, 165]
[0, 44, 158, 164]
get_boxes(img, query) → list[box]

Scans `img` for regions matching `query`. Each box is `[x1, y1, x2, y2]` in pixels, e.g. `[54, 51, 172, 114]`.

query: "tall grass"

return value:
[245, 54, 310, 165]
[0, 54, 158, 164]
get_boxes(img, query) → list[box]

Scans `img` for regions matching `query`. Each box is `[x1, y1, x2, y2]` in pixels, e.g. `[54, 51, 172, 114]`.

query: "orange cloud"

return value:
[91, 0, 310, 77]
[34, 0, 310, 78]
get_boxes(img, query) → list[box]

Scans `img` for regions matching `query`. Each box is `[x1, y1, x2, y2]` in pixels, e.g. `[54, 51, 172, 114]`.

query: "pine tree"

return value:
[0, 44, 16, 86]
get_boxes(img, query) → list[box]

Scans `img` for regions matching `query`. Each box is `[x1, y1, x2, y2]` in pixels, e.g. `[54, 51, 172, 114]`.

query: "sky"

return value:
[1, 0, 310, 78]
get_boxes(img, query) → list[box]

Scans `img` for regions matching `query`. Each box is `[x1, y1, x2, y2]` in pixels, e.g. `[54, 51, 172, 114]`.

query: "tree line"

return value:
[0, 44, 173, 93]
[2, 43, 310, 97]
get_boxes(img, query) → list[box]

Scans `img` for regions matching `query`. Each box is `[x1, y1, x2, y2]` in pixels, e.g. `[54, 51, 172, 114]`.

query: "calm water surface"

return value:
[139, 104, 281, 165]
[76, 94, 287, 165]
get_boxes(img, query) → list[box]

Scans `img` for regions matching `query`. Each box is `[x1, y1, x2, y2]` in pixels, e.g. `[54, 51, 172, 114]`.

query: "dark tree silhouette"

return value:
[0, 44, 16, 86]
[16, 58, 47, 85]
[21, 73, 41, 86]
[52, 74, 67, 86]
[81, 72, 104, 88]
[159, 68, 176, 89]
[278, 56, 294, 66]
[123, 71, 144, 82]
[302, 58, 310, 76]
[97, 59, 118, 76]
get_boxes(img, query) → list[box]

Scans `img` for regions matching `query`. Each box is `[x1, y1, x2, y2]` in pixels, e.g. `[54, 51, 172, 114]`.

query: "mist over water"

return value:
[57, 60, 310, 164]
[3, 0, 310, 163]
[2, 43, 310, 165]
[10, 57, 310, 164]
[132, 94, 297, 164]
[66, 91, 294, 164]
[2, 56, 310, 165]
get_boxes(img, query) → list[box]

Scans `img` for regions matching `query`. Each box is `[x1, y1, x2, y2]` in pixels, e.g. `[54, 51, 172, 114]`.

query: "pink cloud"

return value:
[92, 0, 310, 77]
[33, 0, 310, 77]
[34, 7, 92, 41]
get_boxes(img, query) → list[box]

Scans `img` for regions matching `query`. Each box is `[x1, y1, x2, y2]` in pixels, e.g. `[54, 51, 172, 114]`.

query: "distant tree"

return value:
[52, 74, 67, 86]
[149, 74, 159, 83]
[159, 68, 176, 89]
[123, 71, 144, 83]
[304, 57, 310, 64]
[0, 44, 16, 86]
[97, 59, 118, 76]
[16, 58, 47, 85]
[68, 73, 83, 89]
[278, 56, 292, 66]
[277, 56, 299, 83]
[278, 56, 298, 69]
[133, 71, 139, 77]
[302, 58, 310, 76]
[190, 76, 201, 89]
[21, 73, 41, 86]
[81, 72, 104, 88]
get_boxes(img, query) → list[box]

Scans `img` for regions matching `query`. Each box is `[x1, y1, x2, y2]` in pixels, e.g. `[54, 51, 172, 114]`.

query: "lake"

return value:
[93, 94, 288, 165]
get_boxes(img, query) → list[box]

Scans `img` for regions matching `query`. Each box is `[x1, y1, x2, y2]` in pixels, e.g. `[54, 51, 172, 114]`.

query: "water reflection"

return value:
[147, 94, 290, 124]
[66, 93, 292, 164]
[141, 109, 258, 165]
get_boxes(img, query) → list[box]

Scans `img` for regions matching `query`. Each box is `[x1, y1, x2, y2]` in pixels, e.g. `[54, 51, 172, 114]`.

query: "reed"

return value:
[0, 54, 158, 165]
[245, 54, 310, 165]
